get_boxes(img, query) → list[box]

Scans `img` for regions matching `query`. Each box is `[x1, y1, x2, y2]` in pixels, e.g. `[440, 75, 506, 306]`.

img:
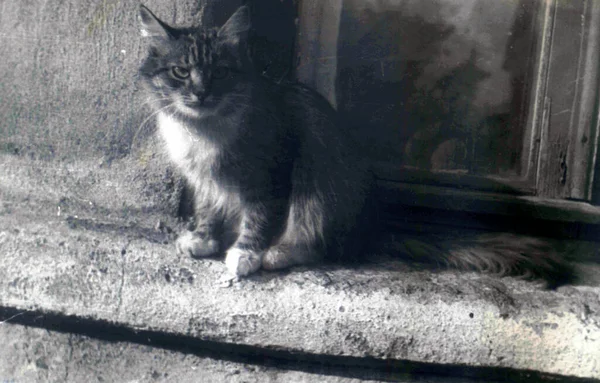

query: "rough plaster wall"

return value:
[0, 0, 241, 161]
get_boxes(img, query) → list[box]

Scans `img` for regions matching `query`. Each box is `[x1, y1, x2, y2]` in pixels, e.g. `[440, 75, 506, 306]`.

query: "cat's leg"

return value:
[225, 201, 284, 276]
[176, 224, 220, 258]
[176, 200, 221, 258]
[262, 244, 320, 270]
[262, 198, 325, 270]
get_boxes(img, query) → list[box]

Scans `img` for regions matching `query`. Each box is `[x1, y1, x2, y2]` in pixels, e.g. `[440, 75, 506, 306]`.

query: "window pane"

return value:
[303, 0, 540, 177]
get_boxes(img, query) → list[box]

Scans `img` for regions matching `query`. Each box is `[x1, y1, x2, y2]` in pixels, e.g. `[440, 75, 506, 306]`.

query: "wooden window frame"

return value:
[292, 0, 600, 239]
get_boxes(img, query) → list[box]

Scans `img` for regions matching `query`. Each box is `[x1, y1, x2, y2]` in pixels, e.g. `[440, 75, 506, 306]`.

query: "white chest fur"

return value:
[157, 113, 217, 167]
[157, 113, 240, 216]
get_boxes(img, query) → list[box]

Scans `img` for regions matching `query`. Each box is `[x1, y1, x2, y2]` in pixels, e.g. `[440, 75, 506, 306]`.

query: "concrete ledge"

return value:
[1, 155, 599, 381]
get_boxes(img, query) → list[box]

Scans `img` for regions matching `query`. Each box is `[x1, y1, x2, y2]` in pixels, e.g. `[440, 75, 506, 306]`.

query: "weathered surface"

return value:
[1, 155, 599, 380]
[0, 0, 148, 159]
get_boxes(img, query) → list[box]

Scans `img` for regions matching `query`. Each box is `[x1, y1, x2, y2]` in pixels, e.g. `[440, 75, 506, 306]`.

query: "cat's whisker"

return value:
[130, 102, 177, 151]
[135, 97, 175, 111]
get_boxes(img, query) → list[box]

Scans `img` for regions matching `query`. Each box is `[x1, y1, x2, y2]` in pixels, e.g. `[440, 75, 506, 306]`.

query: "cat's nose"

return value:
[191, 88, 207, 104]
[191, 70, 210, 101]
[196, 94, 208, 105]
[192, 86, 205, 97]
[193, 83, 209, 98]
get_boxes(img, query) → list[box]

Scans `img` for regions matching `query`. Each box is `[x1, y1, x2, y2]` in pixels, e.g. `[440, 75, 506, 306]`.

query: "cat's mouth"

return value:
[193, 98, 220, 108]
[186, 95, 221, 109]
[176, 96, 221, 116]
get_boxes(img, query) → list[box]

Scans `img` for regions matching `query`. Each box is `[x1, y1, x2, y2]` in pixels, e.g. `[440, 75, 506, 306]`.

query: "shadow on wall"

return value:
[335, 0, 539, 176]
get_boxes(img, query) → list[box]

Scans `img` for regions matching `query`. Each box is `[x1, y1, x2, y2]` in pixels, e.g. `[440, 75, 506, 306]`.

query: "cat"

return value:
[137, 4, 575, 286]
[137, 5, 374, 277]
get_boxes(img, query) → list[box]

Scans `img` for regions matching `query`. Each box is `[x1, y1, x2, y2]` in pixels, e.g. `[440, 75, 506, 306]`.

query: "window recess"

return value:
[295, 0, 600, 236]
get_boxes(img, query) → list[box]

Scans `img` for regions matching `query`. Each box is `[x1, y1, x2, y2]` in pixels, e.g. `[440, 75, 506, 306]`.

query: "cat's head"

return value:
[138, 5, 253, 119]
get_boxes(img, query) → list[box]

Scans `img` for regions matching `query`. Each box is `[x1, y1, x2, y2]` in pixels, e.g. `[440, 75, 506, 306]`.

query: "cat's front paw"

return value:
[225, 248, 263, 276]
[262, 247, 292, 270]
[263, 245, 314, 270]
[176, 231, 219, 258]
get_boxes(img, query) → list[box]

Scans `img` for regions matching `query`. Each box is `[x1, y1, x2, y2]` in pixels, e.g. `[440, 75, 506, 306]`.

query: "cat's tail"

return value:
[384, 232, 579, 287]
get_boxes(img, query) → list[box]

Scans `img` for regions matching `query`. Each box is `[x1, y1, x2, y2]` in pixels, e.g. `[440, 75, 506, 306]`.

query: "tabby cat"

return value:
[138, 5, 373, 277]
[138, 4, 573, 285]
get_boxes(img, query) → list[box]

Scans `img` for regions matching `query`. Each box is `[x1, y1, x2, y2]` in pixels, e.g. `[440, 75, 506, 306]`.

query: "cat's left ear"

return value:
[138, 4, 172, 39]
[217, 6, 251, 45]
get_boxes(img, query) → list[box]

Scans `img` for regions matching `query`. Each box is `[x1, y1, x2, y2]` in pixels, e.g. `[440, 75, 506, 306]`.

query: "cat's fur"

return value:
[138, 5, 373, 277]
[137, 5, 575, 285]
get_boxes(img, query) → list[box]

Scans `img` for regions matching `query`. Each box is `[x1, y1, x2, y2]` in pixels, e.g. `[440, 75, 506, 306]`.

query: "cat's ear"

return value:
[138, 4, 172, 38]
[217, 6, 251, 44]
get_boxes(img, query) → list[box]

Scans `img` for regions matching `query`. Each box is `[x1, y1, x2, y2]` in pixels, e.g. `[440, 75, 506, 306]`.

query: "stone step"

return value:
[1, 155, 599, 382]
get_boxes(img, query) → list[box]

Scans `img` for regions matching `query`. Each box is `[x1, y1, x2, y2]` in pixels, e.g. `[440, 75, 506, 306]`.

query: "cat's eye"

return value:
[212, 67, 230, 80]
[171, 66, 190, 80]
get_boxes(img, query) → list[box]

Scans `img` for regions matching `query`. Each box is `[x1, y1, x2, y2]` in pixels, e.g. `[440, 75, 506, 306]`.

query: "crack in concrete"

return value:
[63, 332, 74, 382]
[115, 239, 130, 319]
[0, 309, 31, 325]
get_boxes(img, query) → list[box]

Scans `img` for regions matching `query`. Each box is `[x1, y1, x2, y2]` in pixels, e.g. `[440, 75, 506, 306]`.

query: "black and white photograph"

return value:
[0, 0, 599, 381]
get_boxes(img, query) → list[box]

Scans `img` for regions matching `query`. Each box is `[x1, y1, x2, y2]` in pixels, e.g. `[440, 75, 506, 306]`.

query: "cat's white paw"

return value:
[225, 248, 263, 276]
[262, 247, 290, 270]
[263, 245, 314, 270]
[176, 231, 219, 258]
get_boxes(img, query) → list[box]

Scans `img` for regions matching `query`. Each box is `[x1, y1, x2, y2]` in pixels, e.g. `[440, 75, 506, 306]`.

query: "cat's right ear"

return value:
[217, 6, 251, 44]
[138, 4, 172, 38]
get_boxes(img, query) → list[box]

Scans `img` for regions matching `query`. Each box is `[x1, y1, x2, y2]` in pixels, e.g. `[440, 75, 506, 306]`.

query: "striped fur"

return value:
[138, 5, 374, 276]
